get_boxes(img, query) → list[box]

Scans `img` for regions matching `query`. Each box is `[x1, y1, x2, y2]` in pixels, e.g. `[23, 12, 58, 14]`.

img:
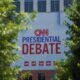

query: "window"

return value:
[13, 0, 20, 12]
[25, 0, 33, 12]
[38, 0, 46, 12]
[38, 73, 45, 80]
[51, 0, 59, 12]
[64, 0, 72, 8]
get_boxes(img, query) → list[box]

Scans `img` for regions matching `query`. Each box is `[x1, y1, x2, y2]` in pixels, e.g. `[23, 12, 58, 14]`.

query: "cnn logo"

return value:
[34, 29, 49, 36]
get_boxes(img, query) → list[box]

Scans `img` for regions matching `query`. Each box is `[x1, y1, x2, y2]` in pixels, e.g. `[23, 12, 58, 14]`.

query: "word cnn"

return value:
[34, 29, 49, 36]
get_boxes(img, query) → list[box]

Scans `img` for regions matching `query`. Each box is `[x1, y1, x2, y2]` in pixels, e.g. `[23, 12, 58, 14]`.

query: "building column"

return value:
[59, 0, 64, 25]
[20, 0, 25, 12]
[32, 71, 38, 80]
[46, 0, 51, 12]
[33, 0, 38, 12]
[45, 70, 51, 80]
[60, 0, 64, 12]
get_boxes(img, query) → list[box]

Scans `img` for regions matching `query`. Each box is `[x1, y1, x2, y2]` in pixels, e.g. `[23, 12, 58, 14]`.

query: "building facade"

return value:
[14, 0, 72, 80]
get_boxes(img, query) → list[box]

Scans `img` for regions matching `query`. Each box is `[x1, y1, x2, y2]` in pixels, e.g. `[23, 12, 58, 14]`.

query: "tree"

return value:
[0, 0, 35, 80]
[54, 0, 80, 80]
[21, 72, 32, 80]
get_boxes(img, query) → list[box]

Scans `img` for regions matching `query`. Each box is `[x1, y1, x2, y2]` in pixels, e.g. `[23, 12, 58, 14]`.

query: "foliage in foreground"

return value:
[0, 0, 36, 80]
[54, 0, 80, 80]
[21, 72, 32, 80]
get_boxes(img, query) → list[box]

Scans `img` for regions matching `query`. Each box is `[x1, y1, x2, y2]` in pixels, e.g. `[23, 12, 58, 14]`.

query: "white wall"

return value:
[13, 0, 69, 70]
[14, 13, 68, 70]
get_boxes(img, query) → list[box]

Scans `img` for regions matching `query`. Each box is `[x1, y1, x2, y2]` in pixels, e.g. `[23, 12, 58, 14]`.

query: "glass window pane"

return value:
[51, 0, 59, 12]
[25, 0, 33, 12]
[64, 0, 72, 8]
[25, 0, 33, 2]
[38, 0, 46, 12]
[38, 73, 45, 80]
[13, 1, 20, 12]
